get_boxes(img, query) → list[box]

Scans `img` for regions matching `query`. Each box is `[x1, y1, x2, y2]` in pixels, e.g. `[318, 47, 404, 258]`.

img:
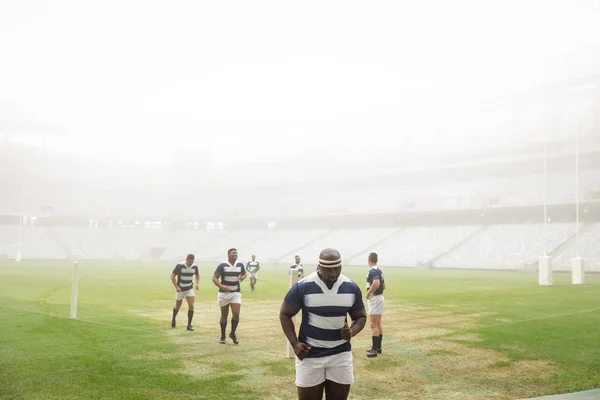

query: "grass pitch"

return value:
[1, 261, 599, 400]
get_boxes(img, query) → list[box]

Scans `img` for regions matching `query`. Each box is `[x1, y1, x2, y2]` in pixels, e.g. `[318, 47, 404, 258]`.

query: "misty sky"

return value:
[1, 0, 599, 166]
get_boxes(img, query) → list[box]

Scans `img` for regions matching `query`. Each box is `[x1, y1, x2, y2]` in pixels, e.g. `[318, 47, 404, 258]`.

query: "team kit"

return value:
[169, 247, 386, 398]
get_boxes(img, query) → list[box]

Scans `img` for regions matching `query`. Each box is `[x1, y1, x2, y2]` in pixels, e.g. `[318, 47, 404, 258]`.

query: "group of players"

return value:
[169, 247, 385, 400]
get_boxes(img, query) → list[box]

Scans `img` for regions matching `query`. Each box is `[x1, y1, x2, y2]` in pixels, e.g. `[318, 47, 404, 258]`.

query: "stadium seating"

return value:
[347, 226, 481, 267]
[436, 223, 579, 270]
[552, 223, 600, 272]
[275, 228, 400, 265]
[2, 225, 600, 273]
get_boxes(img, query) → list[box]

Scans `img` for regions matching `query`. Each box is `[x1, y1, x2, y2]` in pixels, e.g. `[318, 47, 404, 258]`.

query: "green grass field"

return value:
[1, 261, 599, 400]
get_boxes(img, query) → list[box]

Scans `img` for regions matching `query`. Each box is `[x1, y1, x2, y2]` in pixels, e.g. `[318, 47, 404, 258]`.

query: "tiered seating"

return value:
[159, 229, 217, 261]
[198, 229, 271, 261]
[55, 227, 113, 259]
[277, 229, 400, 264]
[348, 226, 480, 267]
[436, 223, 578, 270]
[552, 223, 600, 271]
[235, 229, 329, 263]
[0, 226, 65, 259]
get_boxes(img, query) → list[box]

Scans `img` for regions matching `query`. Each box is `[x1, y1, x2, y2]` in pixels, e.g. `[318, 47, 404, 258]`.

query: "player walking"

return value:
[246, 255, 260, 291]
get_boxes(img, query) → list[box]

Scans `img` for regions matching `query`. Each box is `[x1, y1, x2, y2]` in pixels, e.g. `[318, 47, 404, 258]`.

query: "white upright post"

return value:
[70, 261, 79, 319]
[538, 256, 553, 286]
[286, 268, 298, 359]
[571, 127, 584, 285]
[539, 138, 553, 286]
[571, 257, 584, 284]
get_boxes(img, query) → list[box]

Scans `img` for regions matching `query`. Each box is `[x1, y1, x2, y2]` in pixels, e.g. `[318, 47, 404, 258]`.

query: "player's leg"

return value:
[378, 297, 384, 353]
[296, 355, 326, 400]
[323, 352, 353, 399]
[185, 294, 195, 331]
[378, 316, 383, 353]
[323, 381, 350, 400]
[367, 314, 381, 357]
[219, 302, 229, 344]
[229, 300, 241, 344]
[172, 297, 183, 328]
[298, 384, 325, 400]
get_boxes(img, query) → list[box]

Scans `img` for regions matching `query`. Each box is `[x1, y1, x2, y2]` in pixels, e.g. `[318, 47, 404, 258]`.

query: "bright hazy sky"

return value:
[1, 0, 599, 165]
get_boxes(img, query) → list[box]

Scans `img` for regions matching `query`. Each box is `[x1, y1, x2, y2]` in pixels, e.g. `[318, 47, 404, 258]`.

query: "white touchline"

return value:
[1, 305, 167, 336]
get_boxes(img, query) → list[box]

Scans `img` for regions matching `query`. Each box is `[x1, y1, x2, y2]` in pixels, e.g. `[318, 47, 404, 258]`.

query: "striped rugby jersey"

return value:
[172, 262, 199, 291]
[214, 261, 246, 293]
[246, 261, 260, 273]
[366, 266, 385, 296]
[284, 271, 364, 358]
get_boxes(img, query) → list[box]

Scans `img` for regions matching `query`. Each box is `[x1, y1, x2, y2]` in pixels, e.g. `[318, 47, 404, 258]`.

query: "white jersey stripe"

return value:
[222, 266, 242, 273]
[308, 313, 346, 330]
[304, 293, 355, 308]
[305, 337, 347, 348]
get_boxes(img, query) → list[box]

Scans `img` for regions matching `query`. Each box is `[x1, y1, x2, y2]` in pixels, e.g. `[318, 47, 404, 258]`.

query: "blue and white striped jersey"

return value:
[284, 271, 364, 358]
[246, 261, 260, 273]
[214, 261, 246, 293]
[366, 266, 385, 296]
[172, 262, 199, 291]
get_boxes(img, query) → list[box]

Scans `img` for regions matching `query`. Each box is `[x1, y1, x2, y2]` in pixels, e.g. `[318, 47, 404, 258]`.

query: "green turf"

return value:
[0, 261, 599, 399]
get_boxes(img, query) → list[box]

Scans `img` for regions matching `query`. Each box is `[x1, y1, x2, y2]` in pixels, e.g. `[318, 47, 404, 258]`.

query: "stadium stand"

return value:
[347, 226, 482, 267]
[435, 223, 580, 270]
[552, 223, 600, 271]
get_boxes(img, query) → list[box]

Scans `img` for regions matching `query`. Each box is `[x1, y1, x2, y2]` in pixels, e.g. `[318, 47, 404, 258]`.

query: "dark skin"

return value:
[279, 249, 367, 400]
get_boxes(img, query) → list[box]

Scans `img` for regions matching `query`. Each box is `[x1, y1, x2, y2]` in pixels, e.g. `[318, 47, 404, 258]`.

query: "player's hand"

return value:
[341, 322, 352, 341]
[176, 286, 182, 292]
[293, 342, 311, 361]
[195, 285, 199, 290]
[221, 286, 231, 292]
[365, 293, 371, 300]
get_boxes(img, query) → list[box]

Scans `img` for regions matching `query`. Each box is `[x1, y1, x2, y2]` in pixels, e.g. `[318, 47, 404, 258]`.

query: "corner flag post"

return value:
[286, 268, 299, 359]
[70, 261, 79, 319]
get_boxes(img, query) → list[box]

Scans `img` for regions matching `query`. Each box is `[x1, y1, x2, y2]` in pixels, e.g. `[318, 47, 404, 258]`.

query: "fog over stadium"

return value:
[2, 0, 599, 170]
[1, 0, 600, 262]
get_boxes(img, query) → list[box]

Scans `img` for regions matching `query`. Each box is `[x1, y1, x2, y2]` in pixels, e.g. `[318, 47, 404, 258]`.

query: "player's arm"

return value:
[212, 273, 230, 292]
[239, 264, 247, 281]
[195, 267, 200, 290]
[366, 279, 380, 299]
[280, 300, 311, 360]
[347, 286, 367, 338]
[256, 262, 260, 272]
[170, 269, 181, 292]
[348, 307, 367, 338]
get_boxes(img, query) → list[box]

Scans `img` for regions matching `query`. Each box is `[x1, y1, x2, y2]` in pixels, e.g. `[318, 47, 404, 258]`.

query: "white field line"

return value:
[469, 307, 600, 331]
[0, 304, 168, 336]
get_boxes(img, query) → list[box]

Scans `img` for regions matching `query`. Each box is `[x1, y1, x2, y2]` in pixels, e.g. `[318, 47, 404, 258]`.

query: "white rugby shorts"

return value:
[175, 288, 195, 300]
[217, 291, 242, 307]
[295, 351, 354, 387]
[367, 295, 385, 315]
[248, 271, 258, 279]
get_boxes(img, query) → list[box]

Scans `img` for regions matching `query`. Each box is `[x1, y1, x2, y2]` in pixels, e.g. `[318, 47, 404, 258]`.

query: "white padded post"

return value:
[538, 256, 553, 286]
